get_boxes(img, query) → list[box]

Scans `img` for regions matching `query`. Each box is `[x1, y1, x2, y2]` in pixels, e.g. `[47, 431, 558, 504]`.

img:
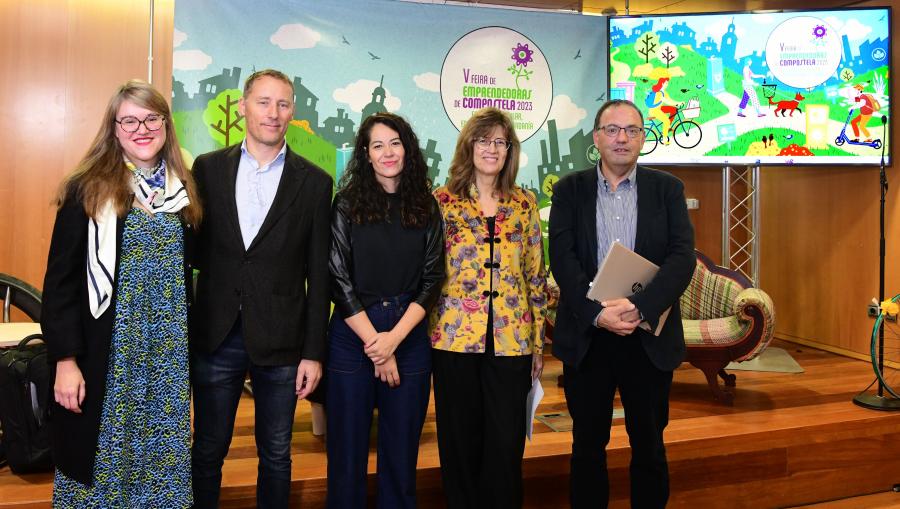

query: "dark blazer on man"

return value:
[548, 165, 695, 371]
[191, 144, 332, 366]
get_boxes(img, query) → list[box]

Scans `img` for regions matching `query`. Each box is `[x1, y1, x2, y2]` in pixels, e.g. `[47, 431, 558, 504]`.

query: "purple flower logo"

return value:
[512, 43, 534, 67]
[508, 42, 535, 89]
[812, 25, 827, 39]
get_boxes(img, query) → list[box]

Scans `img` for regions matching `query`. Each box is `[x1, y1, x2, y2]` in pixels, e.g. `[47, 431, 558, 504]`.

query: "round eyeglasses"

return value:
[116, 115, 165, 133]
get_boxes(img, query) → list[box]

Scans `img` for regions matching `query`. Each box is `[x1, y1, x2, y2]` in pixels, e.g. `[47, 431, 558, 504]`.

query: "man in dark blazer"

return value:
[549, 99, 695, 508]
[190, 69, 332, 509]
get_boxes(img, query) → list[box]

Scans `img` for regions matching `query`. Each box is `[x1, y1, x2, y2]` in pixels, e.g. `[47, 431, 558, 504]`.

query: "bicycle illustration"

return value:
[641, 103, 703, 155]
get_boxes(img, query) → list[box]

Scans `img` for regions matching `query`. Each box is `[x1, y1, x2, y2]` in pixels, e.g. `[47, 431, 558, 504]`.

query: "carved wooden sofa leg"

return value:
[690, 360, 734, 405]
[719, 369, 737, 388]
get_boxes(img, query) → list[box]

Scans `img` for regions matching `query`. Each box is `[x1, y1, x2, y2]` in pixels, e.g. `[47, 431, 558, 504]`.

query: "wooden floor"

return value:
[3, 339, 900, 508]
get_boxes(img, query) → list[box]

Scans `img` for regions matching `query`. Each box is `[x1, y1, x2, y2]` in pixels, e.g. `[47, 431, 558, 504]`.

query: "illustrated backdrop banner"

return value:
[609, 8, 891, 165]
[172, 0, 608, 205]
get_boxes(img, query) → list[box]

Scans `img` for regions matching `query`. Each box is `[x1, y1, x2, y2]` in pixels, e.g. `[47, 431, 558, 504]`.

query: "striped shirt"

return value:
[596, 164, 638, 266]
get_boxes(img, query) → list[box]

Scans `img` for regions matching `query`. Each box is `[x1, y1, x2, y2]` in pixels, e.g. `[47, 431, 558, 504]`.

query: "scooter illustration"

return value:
[835, 108, 882, 149]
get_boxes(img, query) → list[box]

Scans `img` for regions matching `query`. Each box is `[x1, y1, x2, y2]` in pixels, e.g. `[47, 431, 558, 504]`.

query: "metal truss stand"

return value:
[722, 166, 760, 285]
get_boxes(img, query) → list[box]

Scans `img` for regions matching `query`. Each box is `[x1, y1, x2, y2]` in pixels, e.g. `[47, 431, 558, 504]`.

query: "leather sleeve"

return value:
[413, 197, 446, 312]
[328, 194, 365, 318]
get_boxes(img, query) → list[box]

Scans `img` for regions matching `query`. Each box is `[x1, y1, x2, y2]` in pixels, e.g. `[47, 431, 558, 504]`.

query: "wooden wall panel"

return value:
[0, 0, 69, 307]
[758, 0, 898, 357]
[669, 167, 723, 264]
[0, 0, 173, 309]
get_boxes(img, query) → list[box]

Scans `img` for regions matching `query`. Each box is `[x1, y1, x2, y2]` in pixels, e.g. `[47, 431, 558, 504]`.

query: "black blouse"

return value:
[329, 192, 445, 317]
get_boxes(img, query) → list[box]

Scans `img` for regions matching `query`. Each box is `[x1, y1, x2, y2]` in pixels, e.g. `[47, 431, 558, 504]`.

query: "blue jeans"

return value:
[326, 295, 432, 509]
[191, 315, 299, 509]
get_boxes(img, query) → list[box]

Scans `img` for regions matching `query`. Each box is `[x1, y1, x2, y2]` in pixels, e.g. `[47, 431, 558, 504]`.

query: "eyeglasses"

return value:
[116, 115, 165, 133]
[596, 124, 643, 139]
[474, 137, 512, 151]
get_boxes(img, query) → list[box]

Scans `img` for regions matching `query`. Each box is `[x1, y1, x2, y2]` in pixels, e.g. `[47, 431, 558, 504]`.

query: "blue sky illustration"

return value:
[172, 0, 609, 186]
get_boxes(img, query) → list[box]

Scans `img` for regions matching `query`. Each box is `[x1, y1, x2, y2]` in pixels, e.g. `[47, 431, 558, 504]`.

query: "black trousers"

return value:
[563, 333, 673, 509]
[432, 346, 532, 509]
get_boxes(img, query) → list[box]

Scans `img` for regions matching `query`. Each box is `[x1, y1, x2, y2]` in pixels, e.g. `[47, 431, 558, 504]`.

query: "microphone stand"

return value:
[854, 114, 900, 410]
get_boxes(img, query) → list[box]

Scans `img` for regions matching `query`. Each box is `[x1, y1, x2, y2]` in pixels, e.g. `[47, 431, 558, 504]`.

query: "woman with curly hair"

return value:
[430, 107, 548, 508]
[41, 79, 201, 507]
[326, 112, 445, 508]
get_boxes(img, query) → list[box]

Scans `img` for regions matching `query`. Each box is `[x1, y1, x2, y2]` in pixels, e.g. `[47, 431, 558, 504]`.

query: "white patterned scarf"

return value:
[86, 159, 190, 318]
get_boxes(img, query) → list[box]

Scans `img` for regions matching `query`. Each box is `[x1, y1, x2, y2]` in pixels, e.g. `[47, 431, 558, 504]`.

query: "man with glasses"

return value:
[189, 69, 332, 509]
[548, 99, 695, 508]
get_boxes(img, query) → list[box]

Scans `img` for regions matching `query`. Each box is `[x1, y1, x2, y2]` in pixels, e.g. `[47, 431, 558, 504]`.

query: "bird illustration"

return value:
[696, 84, 704, 89]
[595, 93, 606, 101]
[368, 52, 380, 60]
[574, 49, 582, 60]
[341, 35, 350, 45]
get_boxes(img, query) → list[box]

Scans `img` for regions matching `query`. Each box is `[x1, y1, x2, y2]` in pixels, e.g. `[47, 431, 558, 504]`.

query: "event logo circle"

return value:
[765, 17, 841, 89]
[440, 26, 552, 141]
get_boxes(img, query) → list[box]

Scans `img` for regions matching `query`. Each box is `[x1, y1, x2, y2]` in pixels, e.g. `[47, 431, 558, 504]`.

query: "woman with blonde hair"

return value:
[41, 79, 201, 507]
[430, 107, 548, 508]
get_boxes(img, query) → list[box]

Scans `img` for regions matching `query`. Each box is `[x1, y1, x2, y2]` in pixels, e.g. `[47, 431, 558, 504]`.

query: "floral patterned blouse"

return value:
[429, 184, 548, 356]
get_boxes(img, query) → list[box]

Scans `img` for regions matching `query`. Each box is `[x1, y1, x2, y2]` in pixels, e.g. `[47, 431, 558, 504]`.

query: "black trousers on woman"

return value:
[432, 337, 532, 509]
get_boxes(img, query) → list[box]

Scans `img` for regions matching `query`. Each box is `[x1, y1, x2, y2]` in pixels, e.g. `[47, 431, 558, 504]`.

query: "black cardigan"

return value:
[41, 189, 194, 485]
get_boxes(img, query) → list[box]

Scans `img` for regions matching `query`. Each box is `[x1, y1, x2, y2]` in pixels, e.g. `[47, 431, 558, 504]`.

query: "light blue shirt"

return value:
[596, 164, 638, 266]
[235, 139, 287, 249]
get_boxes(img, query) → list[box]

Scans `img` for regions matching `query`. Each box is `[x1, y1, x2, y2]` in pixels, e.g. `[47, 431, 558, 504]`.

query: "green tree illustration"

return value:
[203, 89, 244, 147]
[839, 68, 855, 82]
[636, 32, 659, 63]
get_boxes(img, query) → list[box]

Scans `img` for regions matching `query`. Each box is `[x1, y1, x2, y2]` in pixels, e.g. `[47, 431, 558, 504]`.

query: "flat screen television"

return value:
[608, 7, 891, 165]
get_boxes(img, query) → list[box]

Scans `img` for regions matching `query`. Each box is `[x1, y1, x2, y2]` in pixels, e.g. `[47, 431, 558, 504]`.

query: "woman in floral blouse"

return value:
[430, 107, 548, 509]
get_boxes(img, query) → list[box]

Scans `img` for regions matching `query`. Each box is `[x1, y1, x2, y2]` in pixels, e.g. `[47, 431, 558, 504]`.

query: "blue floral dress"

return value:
[53, 207, 191, 508]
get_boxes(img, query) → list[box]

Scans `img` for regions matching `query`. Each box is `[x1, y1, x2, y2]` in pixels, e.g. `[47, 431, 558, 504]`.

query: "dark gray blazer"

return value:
[191, 144, 333, 366]
[548, 165, 695, 371]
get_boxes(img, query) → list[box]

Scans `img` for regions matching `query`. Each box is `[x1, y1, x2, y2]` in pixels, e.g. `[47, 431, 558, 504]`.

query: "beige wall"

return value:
[1, 0, 896, 359]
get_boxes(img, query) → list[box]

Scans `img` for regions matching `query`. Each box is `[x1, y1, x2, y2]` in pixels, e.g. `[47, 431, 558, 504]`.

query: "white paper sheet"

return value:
[526, 378, 544, 441]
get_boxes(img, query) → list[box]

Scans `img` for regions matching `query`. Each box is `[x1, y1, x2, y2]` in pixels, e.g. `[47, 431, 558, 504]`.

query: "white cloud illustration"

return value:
[270, 23, 322, 49]
[518, 151, 529, 169]
[173, 49, 212, 71]
[824, 17, 871, 41]
[333, 79, 401, 112]
[173, 28, 187, 48]
[544, 95, 587, 131]
[413, 72, 440, 92]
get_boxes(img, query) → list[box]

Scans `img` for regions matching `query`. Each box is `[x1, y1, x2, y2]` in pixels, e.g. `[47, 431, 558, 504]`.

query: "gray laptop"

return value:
[586, 242, 670, 336]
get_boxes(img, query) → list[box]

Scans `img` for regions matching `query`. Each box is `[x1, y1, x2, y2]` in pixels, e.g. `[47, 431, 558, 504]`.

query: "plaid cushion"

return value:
[679, 259, 745, 320]
[683, 316, 750, 345]
[733, 288, 776, 361]
[681, 262, 776, 362]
